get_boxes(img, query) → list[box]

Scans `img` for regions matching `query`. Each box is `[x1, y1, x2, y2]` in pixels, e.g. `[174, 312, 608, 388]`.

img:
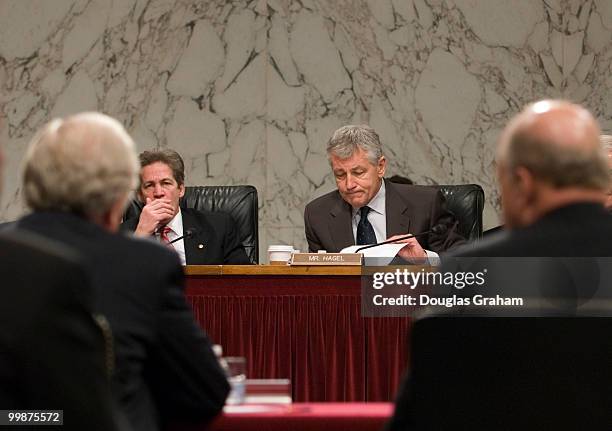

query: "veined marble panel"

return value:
[1, 0, 611, 259]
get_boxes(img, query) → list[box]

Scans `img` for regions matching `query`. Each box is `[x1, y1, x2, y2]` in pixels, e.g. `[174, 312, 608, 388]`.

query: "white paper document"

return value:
[340, 244, 406, 265]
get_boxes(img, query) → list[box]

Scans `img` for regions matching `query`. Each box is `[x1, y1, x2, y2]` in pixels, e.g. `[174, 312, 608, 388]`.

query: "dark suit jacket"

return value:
[450, 202, 612, 257]
[122, 207, 250, 265]
[16, 212, 230, 431]
[0, 229, 117, 431]
[304, 180, 465, 253]
[389, 316, 612, 431]
[387, 203, 612, 431]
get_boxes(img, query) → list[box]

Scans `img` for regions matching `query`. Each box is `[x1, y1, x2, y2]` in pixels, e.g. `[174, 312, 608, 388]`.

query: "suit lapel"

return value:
[329, 194, 355, 251]
[385, 180, 411, 237]
[181, 208, 208, 265]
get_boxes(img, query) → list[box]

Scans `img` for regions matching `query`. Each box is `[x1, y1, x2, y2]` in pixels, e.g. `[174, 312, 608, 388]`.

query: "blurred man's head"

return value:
[601, 134, 612, 210]
[496, 100, 609, 228]
[327, 125, 386, 209]
[137, 149, 185, 218]
[22, 112, 139, 231]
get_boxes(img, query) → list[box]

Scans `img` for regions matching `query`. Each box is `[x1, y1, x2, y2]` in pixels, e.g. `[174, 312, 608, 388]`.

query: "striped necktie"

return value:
[159, 226, 173, 247]
[356, 206, 377, 245]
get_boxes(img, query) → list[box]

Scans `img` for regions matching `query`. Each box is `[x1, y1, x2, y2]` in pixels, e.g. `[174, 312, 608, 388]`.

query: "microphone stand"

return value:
[168, 229, 196, 245]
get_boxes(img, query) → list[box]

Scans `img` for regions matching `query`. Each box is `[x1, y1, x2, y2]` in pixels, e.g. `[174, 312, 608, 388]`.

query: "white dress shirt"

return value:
[155, 208, 187, 265]
[352, 180, 386, 243]
[351, 180, 439, 259]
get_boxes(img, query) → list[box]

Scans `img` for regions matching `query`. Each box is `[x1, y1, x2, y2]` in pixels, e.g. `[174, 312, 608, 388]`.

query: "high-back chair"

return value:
[124, 185, 259, 263]
[434, 184, 485, 240]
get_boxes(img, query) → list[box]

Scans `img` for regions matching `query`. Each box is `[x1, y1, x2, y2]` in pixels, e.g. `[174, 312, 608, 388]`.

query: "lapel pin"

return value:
[198, 244, 204, 249]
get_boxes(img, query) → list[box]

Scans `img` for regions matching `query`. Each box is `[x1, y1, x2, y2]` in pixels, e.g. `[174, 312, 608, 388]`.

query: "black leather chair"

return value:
[434, 184, 484, 241]
[123, 185, 259, 263]
[396, 315, 612, 430]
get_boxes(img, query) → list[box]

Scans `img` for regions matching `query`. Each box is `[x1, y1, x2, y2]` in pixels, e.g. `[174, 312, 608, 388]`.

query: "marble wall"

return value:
[1, 0, 611, 258]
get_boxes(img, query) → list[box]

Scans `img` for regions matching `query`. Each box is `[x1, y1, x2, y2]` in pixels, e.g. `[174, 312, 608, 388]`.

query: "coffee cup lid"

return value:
[268, 245, 294, 252]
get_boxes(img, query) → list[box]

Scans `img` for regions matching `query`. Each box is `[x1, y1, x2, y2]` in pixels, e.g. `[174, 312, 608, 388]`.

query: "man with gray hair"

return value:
[15, 112, 229, 431]
[304, 124, 465, 257]
[0, 122, 118, 430]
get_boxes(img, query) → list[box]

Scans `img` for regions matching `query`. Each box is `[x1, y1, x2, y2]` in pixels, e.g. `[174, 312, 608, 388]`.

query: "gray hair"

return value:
[327, 125, 383, 165]
[22, 112, 139, 218]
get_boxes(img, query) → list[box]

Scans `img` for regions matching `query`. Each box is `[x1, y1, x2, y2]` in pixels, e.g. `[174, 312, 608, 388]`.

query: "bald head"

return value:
[22, 112, 139, 225]
[498, 100, 608, 190]
[496, 100, 609, 228]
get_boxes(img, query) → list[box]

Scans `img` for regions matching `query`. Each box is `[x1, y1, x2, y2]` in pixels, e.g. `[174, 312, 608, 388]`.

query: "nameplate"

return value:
[290, 253, 362, 266]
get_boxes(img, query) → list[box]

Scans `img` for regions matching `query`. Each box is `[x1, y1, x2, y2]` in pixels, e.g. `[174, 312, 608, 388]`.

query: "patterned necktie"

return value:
[356, 206, 377, 245]
[159, 226, 173, 247]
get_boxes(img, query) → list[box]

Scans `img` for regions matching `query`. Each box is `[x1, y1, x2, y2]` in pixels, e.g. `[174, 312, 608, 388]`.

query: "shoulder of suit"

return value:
[386, 182, 440, 199]
[450, 229, 515, 257]
[305, 189, 341, 211]
[1, 228, 83, 265]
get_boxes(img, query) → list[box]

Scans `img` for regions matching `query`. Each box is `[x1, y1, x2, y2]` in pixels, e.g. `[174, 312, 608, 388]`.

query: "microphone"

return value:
[168, 228, 198, 245]
[355, 224, 448, 252]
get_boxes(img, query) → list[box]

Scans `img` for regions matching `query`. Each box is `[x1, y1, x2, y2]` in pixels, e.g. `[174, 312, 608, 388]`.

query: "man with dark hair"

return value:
[304, 125, 464, 258]
[122, 149, 250, 265]
[15, 113, 229, 431]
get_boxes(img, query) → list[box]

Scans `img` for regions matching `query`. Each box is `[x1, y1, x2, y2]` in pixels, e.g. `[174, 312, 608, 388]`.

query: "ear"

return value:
[100, 196, 129, 232]
[512, 167, 543, 226]
[377, 156, 386, 177]
[178, 183, 186, 198]
[514, 167, 536, 204]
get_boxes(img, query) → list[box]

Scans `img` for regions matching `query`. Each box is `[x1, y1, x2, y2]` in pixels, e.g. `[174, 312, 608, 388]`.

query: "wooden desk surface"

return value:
[184, 265, 362, 276]
[184, 265, 433, 276]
